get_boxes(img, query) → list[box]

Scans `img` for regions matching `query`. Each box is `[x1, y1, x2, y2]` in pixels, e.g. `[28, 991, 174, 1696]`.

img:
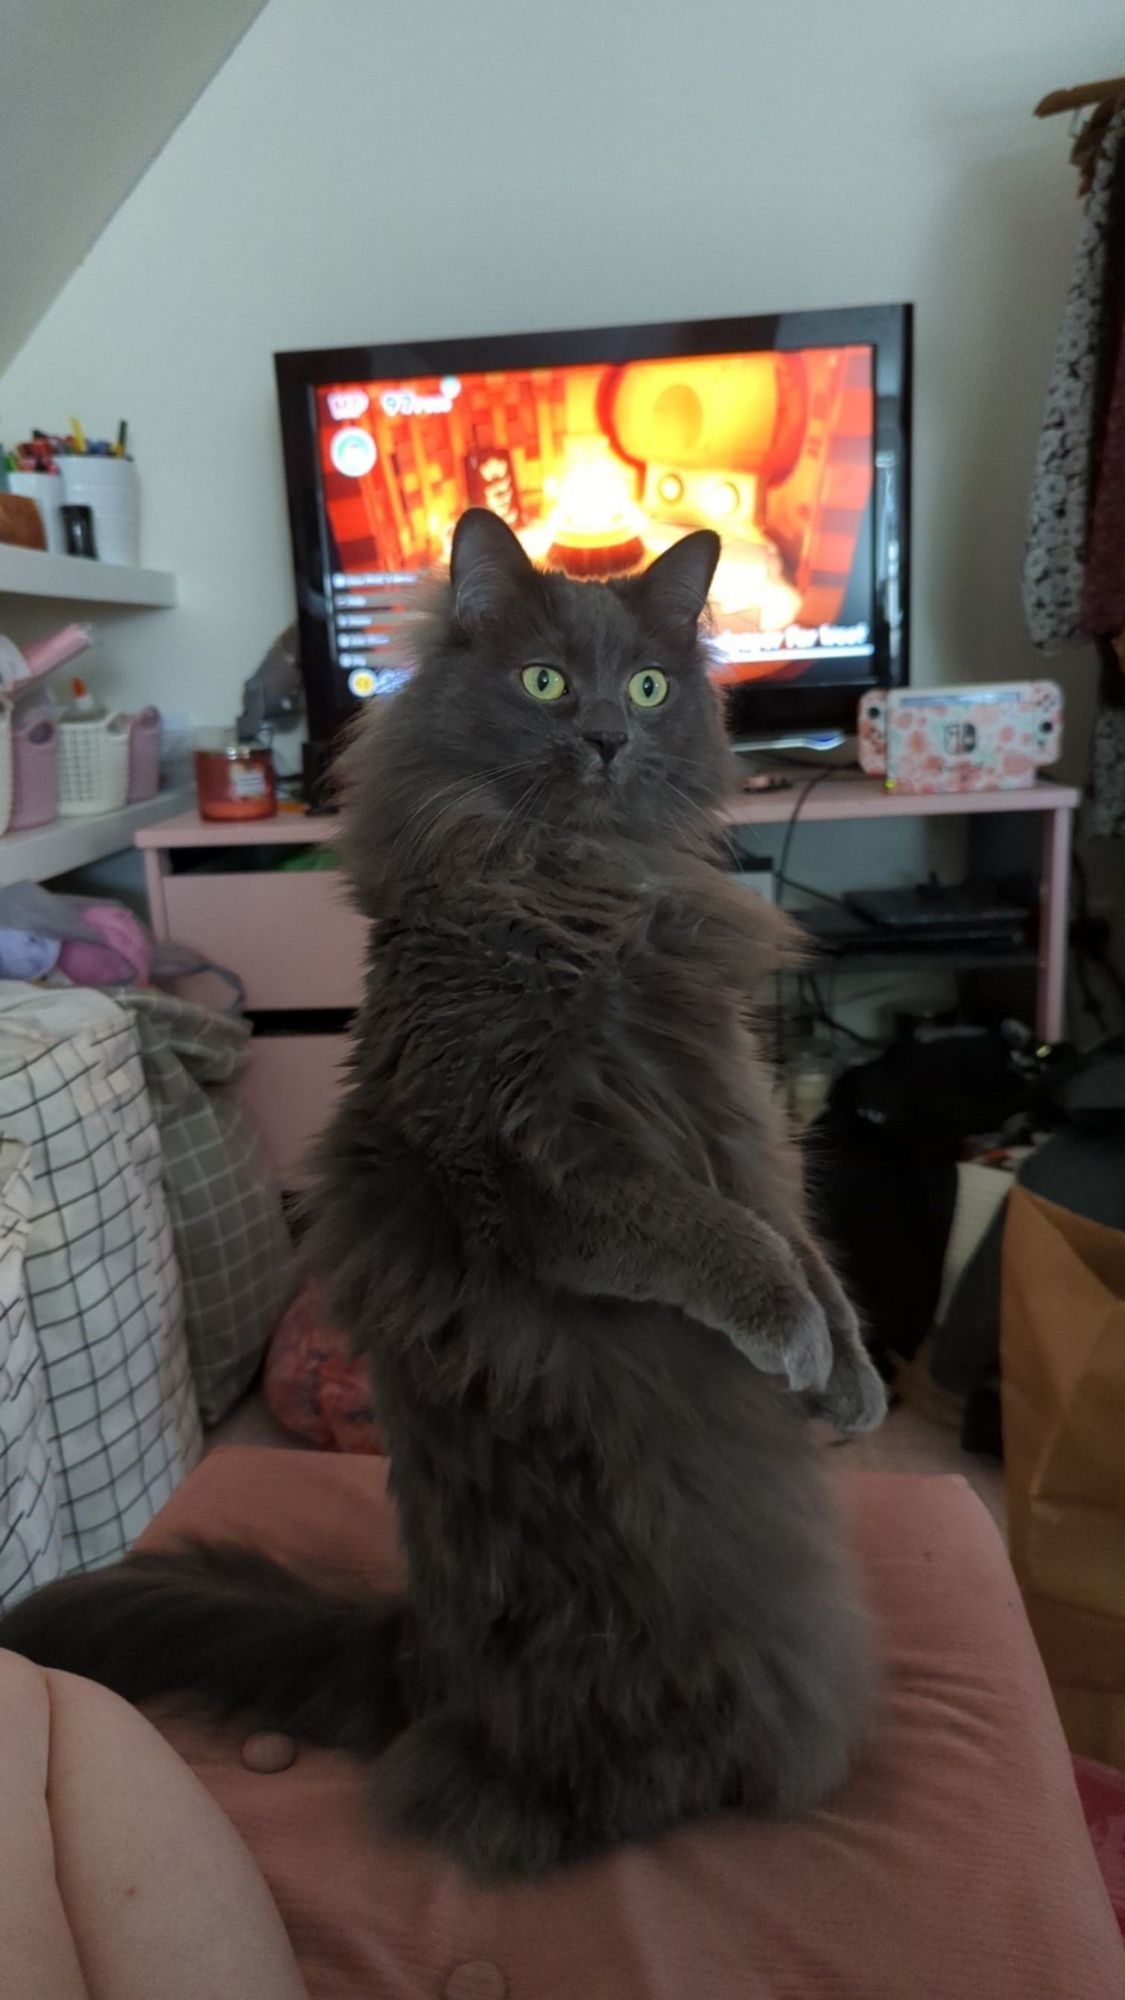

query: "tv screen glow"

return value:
[312, 346, 877, 704]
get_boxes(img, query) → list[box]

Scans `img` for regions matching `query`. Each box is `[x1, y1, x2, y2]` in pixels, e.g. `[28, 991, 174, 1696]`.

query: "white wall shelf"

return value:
[0, 546, 176, 608]
[0, 791, 191, 890]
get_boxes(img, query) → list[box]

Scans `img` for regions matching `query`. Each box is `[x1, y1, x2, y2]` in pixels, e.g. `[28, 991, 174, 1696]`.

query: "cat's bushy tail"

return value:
[0, 1545, 409, 1754]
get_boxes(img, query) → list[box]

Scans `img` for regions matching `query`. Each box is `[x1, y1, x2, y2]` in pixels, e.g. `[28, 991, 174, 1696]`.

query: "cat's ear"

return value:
[450, 508, 535, 628]
[639, 530, 721, 628]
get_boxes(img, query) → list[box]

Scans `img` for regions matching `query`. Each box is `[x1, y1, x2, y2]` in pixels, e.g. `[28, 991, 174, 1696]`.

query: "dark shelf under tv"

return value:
[795, 943, 1039, 976]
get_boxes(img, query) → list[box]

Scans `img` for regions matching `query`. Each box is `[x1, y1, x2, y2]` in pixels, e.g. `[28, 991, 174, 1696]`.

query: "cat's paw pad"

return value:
[807, 1345, 887, 1434]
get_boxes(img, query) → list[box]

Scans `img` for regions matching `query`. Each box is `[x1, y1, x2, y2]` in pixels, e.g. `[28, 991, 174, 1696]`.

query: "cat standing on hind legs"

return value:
[0, 509, 885, 1880]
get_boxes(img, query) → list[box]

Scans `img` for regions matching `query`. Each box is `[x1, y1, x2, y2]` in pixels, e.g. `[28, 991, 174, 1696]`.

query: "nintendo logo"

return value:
[327, 389, 370, 421]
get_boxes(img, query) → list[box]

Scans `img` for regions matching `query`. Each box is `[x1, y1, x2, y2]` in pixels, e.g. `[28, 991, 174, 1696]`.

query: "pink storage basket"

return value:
[0, 707, 10, 835]
[127, 707, 161, 802]
[8, 708, 58, 831]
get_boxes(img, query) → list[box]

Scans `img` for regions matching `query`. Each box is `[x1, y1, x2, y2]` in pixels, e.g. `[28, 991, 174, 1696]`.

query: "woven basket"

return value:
[58, 713, 130, 817]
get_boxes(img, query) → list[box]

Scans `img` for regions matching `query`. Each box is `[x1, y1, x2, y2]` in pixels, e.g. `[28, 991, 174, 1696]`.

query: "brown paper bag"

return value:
[1002, 1186, 1125, 1769]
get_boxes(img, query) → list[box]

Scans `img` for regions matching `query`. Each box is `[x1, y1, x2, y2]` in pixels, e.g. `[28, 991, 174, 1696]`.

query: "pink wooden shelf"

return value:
[138, 777, 1081, 851]
[724, 774, 1080, 826]
[135, 808, 341, 848]
[136, 773, 1082, 1179]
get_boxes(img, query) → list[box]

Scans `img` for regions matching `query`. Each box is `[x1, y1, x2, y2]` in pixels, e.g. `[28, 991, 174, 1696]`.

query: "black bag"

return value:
[806, 1029, 1032, 1368]
[930, 1037, 1125, 1404]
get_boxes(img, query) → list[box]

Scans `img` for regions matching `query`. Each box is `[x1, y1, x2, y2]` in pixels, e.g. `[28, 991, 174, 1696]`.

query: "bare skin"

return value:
[0, 1649, 307, 2000]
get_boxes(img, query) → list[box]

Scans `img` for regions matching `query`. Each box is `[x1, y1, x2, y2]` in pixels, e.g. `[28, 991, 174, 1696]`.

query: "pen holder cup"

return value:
[60, 458, 140, 566]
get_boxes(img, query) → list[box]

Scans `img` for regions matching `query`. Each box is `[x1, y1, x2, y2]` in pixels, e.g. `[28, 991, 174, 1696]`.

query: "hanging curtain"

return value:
[1024, 107, 1125, 833]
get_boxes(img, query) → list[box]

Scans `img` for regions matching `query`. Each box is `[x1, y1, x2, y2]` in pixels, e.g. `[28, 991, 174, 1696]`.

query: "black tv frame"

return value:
[275, 303, 911, 772]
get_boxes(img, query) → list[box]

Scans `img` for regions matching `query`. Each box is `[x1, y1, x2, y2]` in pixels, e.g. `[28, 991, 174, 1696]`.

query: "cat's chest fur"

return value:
[372, 847, 780, 1202]
[615, 878, 776, 1176]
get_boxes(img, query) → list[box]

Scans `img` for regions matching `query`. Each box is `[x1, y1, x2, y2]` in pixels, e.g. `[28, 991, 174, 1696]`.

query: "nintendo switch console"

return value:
[858, 682, 1063, 794]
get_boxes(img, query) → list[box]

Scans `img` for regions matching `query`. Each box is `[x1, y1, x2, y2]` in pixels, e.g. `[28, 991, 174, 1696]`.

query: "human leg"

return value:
[0, 1647, 307, 2000]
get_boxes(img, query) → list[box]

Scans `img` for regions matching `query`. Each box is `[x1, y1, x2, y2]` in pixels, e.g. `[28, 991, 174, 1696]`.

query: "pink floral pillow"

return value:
[263, 1281, 383, 1455]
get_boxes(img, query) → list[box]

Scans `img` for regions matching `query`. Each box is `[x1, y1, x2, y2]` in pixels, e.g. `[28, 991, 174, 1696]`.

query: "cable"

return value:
[1092, 950, 1125, 1016]
[778, 873, 885, 926]
[1070, 847, 1124, 1029]
[769, 768, 878, 1064]
[799, 973, 886, 1048]
[764, 760, 879, 1061]
[778, 874, 852, 911]
[728, 827, 856, 916]
[1074, 949, 1109, 1034]
[776, 769, 837, 914]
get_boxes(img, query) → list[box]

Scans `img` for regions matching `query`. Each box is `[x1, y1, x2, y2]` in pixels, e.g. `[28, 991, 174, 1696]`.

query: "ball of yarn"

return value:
[0, 929, 61, 981]
[58, 905, 152, 987]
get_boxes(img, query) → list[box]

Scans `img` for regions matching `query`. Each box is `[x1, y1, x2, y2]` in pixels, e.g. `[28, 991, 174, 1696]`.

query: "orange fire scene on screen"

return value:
[318, 348, 872, 685]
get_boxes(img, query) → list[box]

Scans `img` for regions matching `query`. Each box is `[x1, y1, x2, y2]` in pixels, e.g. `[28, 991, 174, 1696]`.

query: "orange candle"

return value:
[194, 736, 278, 821]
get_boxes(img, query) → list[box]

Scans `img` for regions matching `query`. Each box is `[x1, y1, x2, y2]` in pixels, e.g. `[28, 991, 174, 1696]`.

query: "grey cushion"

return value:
[122, 991, 298, 1426]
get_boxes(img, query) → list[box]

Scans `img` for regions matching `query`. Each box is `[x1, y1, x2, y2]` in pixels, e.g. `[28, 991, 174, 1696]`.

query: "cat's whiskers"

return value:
[404, 764, 543, 877]
[375, 772, 486, 881]
[654, 769, 706, 822]
[387, 762, 537, 881]
[650, 769, 713, 848]
[383, 763, 526, 865]
[478, 769, 550, 873]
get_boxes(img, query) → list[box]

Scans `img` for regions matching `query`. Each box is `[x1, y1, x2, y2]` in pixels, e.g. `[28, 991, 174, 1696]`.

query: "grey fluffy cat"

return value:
[0, 510, 885, 1879]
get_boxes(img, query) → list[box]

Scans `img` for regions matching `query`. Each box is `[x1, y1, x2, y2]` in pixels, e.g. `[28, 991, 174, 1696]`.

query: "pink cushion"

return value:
[140, 1451, 1125, 2000]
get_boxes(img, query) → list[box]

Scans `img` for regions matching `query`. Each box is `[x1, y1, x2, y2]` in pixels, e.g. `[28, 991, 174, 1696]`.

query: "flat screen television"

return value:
[275, 305, 911, 785]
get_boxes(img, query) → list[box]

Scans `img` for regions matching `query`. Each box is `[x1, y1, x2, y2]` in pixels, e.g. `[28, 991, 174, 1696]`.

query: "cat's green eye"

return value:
[521, 664, 568, 703]
[628, 668, 669, 709]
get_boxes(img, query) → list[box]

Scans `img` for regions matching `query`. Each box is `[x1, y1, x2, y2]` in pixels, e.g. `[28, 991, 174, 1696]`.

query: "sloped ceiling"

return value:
[0, 0, 268, 376]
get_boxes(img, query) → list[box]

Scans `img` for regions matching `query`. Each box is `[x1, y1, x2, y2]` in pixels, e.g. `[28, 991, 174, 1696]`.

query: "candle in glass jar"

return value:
[194, 735, 277, 821]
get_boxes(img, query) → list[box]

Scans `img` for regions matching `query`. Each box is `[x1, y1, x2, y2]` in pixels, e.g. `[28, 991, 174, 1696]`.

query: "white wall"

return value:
[0, 0, 267, 373]
[1, 0, 1119, 764]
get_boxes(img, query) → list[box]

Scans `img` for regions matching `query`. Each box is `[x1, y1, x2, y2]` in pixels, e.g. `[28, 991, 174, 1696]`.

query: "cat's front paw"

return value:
[806, 1344, 887, 1434]
[729, 1273, 833, 1395]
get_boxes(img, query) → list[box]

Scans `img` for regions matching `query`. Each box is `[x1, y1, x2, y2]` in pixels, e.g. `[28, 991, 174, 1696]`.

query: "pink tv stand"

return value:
[137, 773, 1079, 1185]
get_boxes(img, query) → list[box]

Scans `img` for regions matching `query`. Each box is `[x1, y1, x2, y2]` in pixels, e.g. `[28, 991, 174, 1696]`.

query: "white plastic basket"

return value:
[0, 705, 12, 835]
[58, 713, 130, 817]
